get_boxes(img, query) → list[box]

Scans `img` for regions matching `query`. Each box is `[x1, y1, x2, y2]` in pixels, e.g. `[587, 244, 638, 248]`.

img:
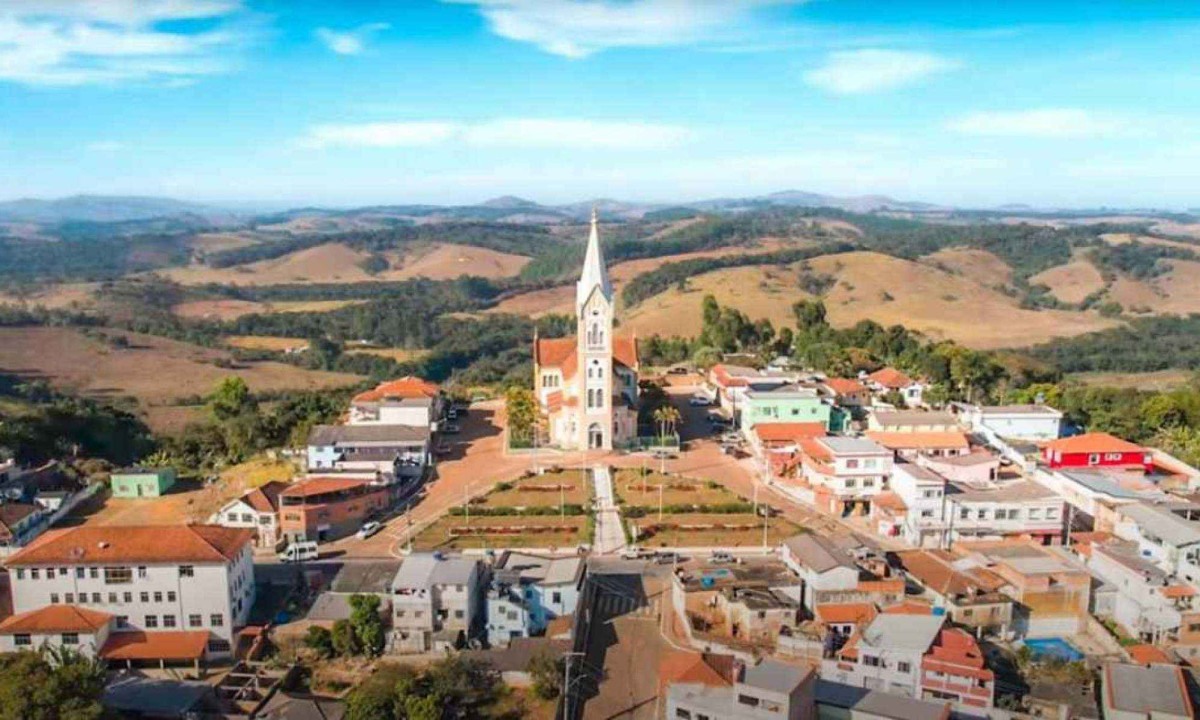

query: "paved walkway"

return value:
[591, 465, 626, 555]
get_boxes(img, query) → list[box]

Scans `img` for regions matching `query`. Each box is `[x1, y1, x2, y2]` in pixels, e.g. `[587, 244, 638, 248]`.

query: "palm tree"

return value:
[653, 405, 681, 444]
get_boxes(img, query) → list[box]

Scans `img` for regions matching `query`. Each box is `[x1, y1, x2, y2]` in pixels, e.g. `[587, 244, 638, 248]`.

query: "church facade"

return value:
[533, 211, 640, 450]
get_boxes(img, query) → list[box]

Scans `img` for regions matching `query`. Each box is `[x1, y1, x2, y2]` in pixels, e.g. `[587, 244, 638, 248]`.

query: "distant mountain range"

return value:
[0, 191, 1185, 227]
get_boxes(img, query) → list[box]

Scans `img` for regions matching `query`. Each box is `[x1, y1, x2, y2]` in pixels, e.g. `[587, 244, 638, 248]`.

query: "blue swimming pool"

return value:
[1024, 637, 1084, 662]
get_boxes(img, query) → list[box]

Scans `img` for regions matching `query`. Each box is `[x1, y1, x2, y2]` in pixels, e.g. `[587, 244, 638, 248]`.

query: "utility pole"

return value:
[406, 501, 413, 553]
[563, 651, 585, 720]
[761, 506, 768, 549]
[658, 483, 664, 521]
[464, 484, 470, 528]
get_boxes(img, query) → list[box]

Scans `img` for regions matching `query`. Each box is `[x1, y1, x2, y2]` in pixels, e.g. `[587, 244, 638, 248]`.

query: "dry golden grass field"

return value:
[922, 247, 1012, 287]
[1107, 259, 1200, 314]
[187, 232, 261, 254]
[172, 298, 364, 321]
[225, 335, 310, 352]
[621, 251, 1119, 348]
[160, 241, 531, 286]
[345, 347, 430, 362]
[1029, 256, 1107, 304]
[1070, 370, 1195, 392]
[0, 282, 99, 310]
[0, 326, 362, 432]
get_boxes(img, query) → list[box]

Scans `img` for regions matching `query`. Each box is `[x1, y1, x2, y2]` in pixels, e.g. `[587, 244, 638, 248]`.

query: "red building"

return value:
[278, 477, 389, 544]
[1042, 432, 1151, 471]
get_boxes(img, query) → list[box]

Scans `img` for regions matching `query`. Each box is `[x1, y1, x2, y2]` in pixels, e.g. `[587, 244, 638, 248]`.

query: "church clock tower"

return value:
[576, 208, 615, 450]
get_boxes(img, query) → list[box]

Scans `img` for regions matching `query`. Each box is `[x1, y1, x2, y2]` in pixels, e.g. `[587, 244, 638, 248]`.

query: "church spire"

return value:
[576, 206, 613, 313]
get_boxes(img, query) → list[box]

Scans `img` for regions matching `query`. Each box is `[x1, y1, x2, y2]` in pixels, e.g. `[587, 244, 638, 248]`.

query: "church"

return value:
[533, 210, 640, 450]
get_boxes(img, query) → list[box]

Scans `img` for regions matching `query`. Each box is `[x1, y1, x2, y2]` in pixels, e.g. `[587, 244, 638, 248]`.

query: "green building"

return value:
[110, 467, 177, 498]
[740, 385, 832, 432]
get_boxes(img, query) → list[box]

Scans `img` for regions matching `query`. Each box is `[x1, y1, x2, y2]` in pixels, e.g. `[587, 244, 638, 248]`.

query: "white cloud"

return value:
[314, 23, 390, 56]
[946, 109, 1127, 138]
[299, 118, 695, 149]
[804, 49, 957, 94]
[0, 1, 253, 86]
[445, 0, 801, 58]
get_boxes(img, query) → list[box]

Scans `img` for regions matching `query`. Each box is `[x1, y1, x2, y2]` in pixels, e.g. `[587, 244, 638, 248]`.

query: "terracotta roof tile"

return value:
[5, 524, 252, 566]
[866, 431, 969, 451]
[0, 605, 113, 634]
[658, 650, 735, 688]
[1045, 432, 1143, 455]
[280, 477, 373, 498]
[825, 377, 868, 395]
[1127, 644, 1174, 665]
[240, 481, 288, 514]
[883, 599, 935, 615]
[867, 367, 914, 389]
[100, 630, 210, 661]
[815, 602, 878, 626]
[754, 422, 827, 443]
[352, 376, 438, 403]
[535, 338, 575, 367]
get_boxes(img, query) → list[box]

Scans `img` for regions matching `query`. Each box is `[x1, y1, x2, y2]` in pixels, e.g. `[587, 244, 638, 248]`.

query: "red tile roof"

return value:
[535, 335, 639, 378]
[352, 376, 438, 403]
[280, 476, 372, 498]
[867, 367, 914, 389]
[866, 431, 969, 451]
[0, 605, 113, 634]
[0, 502, 40, 541]
[815, 602, 878, 626]
[535, 337, 575, 367]
[239, 481, 288, 514]
[883, 600, 935, 615]
[5, 524, 252, 566]
[871, 491, 908, 514]
[1127, 644, 1173, 665]
[100, 630, 210, 661]
[754, 422, 827, 443]
[825, 377, 867, 396]
[658, 650, 735, 688]
[923, 628, 993, 681]
[1045, 432, 1143, 455]
[895, 550, 1007, 598]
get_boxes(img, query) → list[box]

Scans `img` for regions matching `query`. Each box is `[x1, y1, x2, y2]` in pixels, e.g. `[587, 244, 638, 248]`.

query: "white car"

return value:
[356, 521, 383, 540]
[688, 394, 711, 407]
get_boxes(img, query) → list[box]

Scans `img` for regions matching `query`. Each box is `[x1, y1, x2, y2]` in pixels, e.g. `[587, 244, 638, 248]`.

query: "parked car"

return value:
[356, 521, 382, 540]
[435, 442, 453, 457]
[622, 547, 654, 560]
[688, 393, 711, 407]
[710, 550, 736, 564]
[667, 366, 690, 375]
[447, 407, 459, 420]
[651, 448, 677, 460]
[442, 423, 461, 434]
[655, 551, 684, 564]
[277, 541, 319, 563]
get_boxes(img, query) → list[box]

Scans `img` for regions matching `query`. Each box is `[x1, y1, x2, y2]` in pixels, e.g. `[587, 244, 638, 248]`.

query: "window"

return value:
[1046, 508, 1059, 519]
[736, 695, 761, 708]
[897, 661, 911, 674]
[91, 593, 101, 603]
[50, 593, 60, 604]
[58, 568, 67, 576]
[921, 510, 935, 518]
[241, 513, 253, 523]
[89, 568, 98, 579]
[227, 512, 239, 522]
[976, 510, 987, 520]
[189, 614, 202, 628]
[140, 592, 149, 603]
[863, 655, 880, 667]
[552, 591, 562, 604]
[675, 710, 692, 719]
[846, 459, 860, 469]
[30, 569, 39, 580]
[61, 633, 79, 645]
[145, 615, 158, 628]
[207, 639, 231, 653]
[960, 507, 970, 520]
[75, 567, 84, 579]
[1087, 453, 1100, 465]
[163, 615, 177, 628]
[14, 569, 23, 580]
[153, 592, 163, 603]
[123, 592, 132, 603]
[13, 634, 30, 647]
[167, 591, 177, 603]
[1028, 509, 1041, 520]
[210, 614, 224, 627]
[864, 459, 877, 469]
[863, 478, 875, 488]
[64, 593, 74, 604]
[179, 565, 194, 578]
[108, 592, 117, 604]
[963, 608, 974, 617]
[845, 479, 856, 489]
[455, 610, 464, 619]
[137, 566, 147, 578]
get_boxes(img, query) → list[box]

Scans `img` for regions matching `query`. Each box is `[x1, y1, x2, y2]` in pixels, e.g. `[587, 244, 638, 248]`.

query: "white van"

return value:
[277, 541, 318, 563]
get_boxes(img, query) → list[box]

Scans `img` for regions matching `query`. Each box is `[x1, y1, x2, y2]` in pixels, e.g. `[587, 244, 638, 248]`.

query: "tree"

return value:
[349, 593, 386, 657]
[529, 651, 564, 699]
[792, 299, 828, 332]
[207, 376, 255, 422]
[691, 345, 721, 370]
[505, 387, 537, 447]
[0, 648, 106, 720]
[331, 618, 360, 657]
[653, 405, 681, 443]
[303, 625, 334, 659]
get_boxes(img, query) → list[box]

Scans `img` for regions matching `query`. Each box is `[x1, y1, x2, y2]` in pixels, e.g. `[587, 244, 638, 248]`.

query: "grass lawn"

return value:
[631, 513, 798, 548]
[413, 515, 588, 551]
[613, 468, 744, 507]
[480, 469, 591, 508]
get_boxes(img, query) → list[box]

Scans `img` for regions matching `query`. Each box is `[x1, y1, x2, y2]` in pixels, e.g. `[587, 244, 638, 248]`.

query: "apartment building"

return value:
[307, 423, 431, 480]
[797, 436, 893, 517]
[884, 463, 947, 548]
[822, 614, 994, 709]
[484, 551, 584, 647]
[4, 524, 255, 659]
[1034, 468, 1161, 533]
[865, 431, 970, 461]
[943, 477, 1065, 545]
[391, 552, 484, 653]
[867, 410, 957, 433]
[740, 384, 831, 433]
[278, 476, 389, 544]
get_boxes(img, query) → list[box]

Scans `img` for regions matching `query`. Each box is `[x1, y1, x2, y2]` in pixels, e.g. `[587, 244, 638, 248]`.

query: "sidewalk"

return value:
[591, 465, 626, 555]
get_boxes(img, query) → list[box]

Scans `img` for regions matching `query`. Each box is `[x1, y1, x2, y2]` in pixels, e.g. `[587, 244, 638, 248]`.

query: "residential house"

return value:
[822, 613, 994, 709]
[4, 524, 255, 660]
[109, 467, 176, 499]
[1042, 433, 1152, 472]
[349, 376, 443, 429]
[484, 551, 585, 647]
[666, 658, 817, 720]
[918, 451, 999, 486]
[958, 541, 1092, 637]
[211, 481, 288, 549]
[306, 424, 431, 480]
[957, 404, 1063, 442]
[391, 552, 484, 653]
[717, 587, 802, 645]
[866, 431, 971, 460]
[1110, 500, 1200, 588]
[0, 604, 115, 657]
[780, 535, 902, 610]
[822, 378, 872, 408]
[0, 501, 48, 556]
[944, 477, 1065, 545]
[893, 550, 1014, 635]
[796, 436, 894, 517]
[1084, 539, 1200, 646]
[1099, 662, 1194, 720]
[278, 476, 389, 544]
[747, 422, 826, 459]
[884, 463, 948, 548]
[867, 410, 959, 433]
[741, 384, 832, 434]
[1034, 468, 1162, 533]
[813, 602, 878, 638]
[864, 368, 925, 406]
[814, 680, 956, 720]
[709, 363, 798, 416]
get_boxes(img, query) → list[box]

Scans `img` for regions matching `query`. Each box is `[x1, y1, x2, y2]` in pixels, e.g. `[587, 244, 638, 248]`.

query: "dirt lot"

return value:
[0, 326, 362, 431]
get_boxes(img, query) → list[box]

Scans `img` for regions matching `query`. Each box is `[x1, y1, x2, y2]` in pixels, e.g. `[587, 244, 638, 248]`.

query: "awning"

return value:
[100, 631, 209, 661]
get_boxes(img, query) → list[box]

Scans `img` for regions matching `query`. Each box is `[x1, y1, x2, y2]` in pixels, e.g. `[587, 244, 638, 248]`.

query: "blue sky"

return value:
[2, 1, 1199, 209]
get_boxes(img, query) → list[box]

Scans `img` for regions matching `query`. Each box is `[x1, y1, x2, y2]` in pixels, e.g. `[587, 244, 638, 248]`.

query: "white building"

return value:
[348, 376, 443, 429]
[781, 534, 861, 609]
[798, 436, 894, 517]
[391, 552, 484, 653]
[666, 659, 817, 720]
[958, 404, 1063, 442]
[306, 424, 431, 480]
[944, 477, 1065, 544]
[0, 604, 115, 657]
[887, 463, 948, 548]
[1111, 500, 1200, 588]
[484, 551, 584, 647]
[3, 524, 255, 660]
[867, 410, 959, 433]
[1085, 540, 1200, 645]
[211, 481, 288, 549]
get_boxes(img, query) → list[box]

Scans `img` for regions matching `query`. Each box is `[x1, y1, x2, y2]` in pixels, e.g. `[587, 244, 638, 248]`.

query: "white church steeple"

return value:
[576, 207, 613, 314]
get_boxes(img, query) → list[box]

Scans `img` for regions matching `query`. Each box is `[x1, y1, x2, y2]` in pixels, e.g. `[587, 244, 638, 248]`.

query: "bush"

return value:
[331, 619, 359, 657]
[303, 626, 334, 659]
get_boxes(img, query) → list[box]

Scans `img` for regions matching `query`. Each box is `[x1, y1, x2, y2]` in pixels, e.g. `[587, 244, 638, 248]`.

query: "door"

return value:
[588, 423, 603, 449]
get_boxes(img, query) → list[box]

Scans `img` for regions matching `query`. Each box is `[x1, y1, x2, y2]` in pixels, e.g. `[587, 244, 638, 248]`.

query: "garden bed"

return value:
[630, 512, 798, 548]
[412, 515, 588, 551]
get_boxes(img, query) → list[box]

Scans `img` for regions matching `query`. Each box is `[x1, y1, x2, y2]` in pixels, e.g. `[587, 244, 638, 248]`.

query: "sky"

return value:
[2, 0, 1200, 209]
